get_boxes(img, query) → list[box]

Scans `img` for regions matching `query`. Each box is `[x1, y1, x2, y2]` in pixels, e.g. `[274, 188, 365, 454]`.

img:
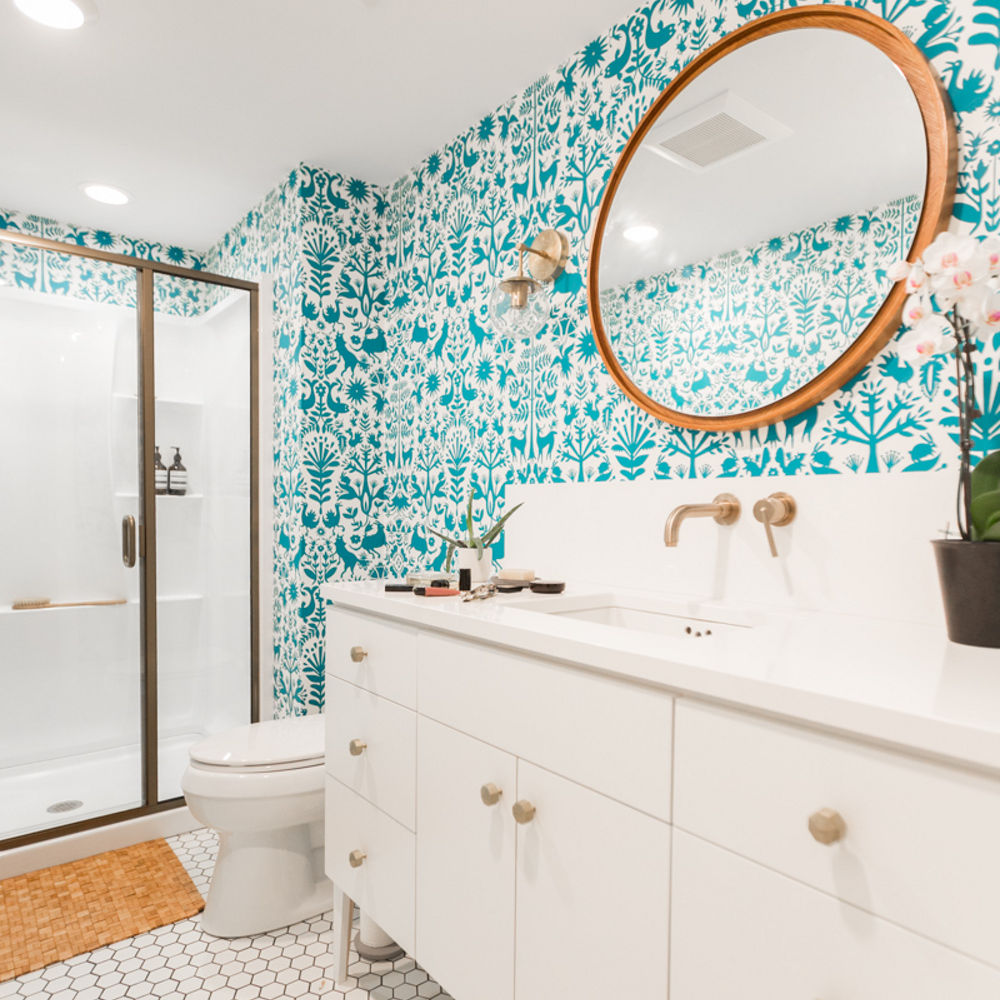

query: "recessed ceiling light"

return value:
[81, 182, 129, 206]
[13, 0, 96, 29]
[623, 224, 659, 244]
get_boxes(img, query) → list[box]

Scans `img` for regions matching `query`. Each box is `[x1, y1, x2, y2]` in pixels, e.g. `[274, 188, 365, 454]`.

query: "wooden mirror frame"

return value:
[587, 6, 958, 432]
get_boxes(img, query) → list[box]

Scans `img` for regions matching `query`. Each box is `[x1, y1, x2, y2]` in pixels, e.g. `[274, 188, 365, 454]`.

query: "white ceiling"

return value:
[0, 0, 641, 251]
[601, 29, 927, 289]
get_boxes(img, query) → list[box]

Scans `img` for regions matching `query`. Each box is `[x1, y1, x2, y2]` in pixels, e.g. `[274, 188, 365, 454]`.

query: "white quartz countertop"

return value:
[321, 581, 1000, 774]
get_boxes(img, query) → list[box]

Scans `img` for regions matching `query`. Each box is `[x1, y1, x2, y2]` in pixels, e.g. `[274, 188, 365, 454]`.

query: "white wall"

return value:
[505, 472, 955, 626]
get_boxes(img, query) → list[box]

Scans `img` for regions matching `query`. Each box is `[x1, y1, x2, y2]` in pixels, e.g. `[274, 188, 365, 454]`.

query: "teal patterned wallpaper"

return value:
[0, 206, 207, 316]
[379, 0, 1000, 580]
[209, 0, 1000, 714]
[6, 0, 1000, 716]
[206, 166, 389, 715]
[600, 194, 922, 417]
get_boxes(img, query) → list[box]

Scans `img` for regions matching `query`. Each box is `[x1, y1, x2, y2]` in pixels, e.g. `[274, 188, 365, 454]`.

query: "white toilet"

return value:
[181, 715, 331, 938]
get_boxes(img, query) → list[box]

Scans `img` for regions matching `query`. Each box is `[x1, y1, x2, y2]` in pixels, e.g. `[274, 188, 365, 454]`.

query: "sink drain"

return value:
[46, 799, 83, 814]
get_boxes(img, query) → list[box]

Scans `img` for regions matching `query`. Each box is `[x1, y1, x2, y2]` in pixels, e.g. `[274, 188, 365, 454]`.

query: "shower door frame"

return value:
[0, 231, 261, 850]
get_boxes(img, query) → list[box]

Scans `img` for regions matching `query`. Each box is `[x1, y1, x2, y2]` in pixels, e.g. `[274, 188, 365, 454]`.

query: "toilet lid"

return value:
[189, 715, 325, 769]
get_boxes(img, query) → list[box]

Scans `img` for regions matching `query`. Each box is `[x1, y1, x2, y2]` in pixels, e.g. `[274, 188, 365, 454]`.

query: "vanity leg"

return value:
[332, 885, 354, 986]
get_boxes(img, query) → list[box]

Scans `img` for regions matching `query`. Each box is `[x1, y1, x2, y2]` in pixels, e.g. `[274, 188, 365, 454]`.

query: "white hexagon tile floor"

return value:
[1, 828, 453, 1000]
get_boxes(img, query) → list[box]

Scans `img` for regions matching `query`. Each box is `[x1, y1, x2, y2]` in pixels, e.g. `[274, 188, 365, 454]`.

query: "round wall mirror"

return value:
[588, 7, 957, 431]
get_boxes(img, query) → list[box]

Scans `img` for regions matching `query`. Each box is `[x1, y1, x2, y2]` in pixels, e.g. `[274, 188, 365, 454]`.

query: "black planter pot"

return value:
[932, 540, 1000, 648]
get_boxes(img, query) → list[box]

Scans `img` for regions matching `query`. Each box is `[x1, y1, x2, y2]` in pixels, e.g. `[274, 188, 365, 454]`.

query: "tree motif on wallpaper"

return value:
[599, 194, 921, 416]
[0, 210, 208, 317]
[182, 0, 1000, 714]
[380, 0, 1000, 585]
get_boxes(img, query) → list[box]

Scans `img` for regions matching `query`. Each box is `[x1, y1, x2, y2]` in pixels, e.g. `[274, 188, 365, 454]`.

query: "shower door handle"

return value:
[122, 515, 137, 568]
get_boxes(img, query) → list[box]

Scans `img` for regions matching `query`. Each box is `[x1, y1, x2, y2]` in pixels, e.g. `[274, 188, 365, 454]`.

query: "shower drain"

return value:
[46, 799, 83, 814]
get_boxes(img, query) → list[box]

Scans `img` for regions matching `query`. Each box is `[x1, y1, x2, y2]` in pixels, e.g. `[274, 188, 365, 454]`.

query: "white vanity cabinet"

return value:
[415, 716, 672, 1000]
[415, 717, 516, 1000]
[324, 596, 1000, 999]
[670, 831, 1000, 1000]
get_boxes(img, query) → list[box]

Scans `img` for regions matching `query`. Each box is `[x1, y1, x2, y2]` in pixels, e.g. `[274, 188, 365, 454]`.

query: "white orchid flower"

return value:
[931, 260, 989, 306]
[974, 287, 1000, 331]
[921, 232, 980, 274]
[901, 292, 932, 327]
[904, 264, 927, 295]
[981, 235, 1000, 277]
[887, 259, 913, 281]
[896, 314, 956, 362]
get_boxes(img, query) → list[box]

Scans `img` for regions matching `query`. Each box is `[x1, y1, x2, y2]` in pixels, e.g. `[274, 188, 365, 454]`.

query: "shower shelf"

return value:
[124, 594, 204, 604]
[112, 392, 204, 407]
[114, 492, 205, 499]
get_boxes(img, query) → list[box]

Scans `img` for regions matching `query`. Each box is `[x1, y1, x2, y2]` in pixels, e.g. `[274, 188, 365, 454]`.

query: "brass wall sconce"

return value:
[488, 229, 569, 339]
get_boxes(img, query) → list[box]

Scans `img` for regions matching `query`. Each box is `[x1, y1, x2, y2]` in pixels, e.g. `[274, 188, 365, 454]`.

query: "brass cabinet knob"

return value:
[512, 799, 536, 824]
[349, 738, 367, 756]
[350, 645, 367, 663]
[348, 849, 367, 868]
[480, 783, 503, 806]
[808, 807, 847, 845]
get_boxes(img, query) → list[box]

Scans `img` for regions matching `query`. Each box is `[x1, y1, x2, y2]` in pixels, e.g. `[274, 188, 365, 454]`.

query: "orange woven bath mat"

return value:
[0, 837, 204, 981]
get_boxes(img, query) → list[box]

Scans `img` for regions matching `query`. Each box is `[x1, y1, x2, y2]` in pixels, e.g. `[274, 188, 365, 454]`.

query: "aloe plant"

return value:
[971, 450, 1000, 541]
[428, 489, 523, 571]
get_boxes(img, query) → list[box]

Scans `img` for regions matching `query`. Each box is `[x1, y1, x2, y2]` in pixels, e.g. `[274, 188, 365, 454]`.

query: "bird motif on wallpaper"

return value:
[642, 2, 677, 51]
[942, 60, 992, 115]
[605, 23, 632, 78]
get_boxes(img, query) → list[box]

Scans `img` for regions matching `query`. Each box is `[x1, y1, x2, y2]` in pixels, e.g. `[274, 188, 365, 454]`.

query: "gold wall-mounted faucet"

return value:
[753, 492, 796, 557]
[663, 493, 741, 547]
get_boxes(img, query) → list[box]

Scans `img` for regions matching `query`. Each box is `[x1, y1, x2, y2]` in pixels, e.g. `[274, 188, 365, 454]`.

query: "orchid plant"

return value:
[890, 231, 1000, 541]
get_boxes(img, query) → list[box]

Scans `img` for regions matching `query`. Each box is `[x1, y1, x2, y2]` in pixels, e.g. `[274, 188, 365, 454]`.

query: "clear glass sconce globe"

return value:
[488, 274, 551, 339]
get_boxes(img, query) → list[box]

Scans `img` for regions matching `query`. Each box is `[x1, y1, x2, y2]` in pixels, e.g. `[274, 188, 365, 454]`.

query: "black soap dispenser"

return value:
[167, 446, 188, 496]
[154, 446, 168, 495]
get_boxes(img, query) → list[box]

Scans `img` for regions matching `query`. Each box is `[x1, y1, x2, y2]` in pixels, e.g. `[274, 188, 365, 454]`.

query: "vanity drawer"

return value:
[673, 699, 1000, 966]
[326, 608, 417, 708]
[417, 632, 673, 821]
[325, 775, 415, 956]
[671, 830, 1000, 1000]
[325, 677, 416, 830]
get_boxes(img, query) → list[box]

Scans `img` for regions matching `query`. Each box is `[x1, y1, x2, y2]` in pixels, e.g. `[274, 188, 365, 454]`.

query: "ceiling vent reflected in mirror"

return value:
[645, 92, 792, 171]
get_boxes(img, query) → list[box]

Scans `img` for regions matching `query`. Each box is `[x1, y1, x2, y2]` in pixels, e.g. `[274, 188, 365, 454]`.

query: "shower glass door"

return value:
[153, 273, 253, 801]
[0, 246, 144, 840]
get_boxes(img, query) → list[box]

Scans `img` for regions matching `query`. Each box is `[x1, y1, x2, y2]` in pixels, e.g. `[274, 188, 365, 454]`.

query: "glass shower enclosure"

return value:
[0, 233, 259, 847]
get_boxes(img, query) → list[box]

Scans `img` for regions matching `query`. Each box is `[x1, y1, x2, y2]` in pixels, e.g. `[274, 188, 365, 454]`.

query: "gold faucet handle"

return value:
[753, 492, 796, 557]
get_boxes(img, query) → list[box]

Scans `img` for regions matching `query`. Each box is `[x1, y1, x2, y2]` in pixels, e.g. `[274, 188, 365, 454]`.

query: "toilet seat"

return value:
[182, 755, 324, 800]
[189, 715, 325, 772]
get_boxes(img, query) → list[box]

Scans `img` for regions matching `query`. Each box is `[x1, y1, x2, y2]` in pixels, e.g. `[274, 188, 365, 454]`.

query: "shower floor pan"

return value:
[1, 733, 199, 842]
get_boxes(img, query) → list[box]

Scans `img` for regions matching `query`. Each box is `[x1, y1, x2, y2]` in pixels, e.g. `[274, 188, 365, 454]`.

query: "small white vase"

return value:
[455, 546, 492, 583]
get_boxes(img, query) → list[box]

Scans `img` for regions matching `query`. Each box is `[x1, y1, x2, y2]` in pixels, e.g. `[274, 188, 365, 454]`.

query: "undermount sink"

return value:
[510, 593, 753, 640]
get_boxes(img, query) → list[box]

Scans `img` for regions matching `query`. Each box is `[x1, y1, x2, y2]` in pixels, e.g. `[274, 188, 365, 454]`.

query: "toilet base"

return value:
[200, 822, 332, 938]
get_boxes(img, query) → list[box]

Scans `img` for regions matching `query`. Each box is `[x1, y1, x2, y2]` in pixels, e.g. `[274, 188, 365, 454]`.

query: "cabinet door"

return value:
[514, 761, 671, 1000]
[670, 830, 1000, 1000]
[416, 717, 517, 1000]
